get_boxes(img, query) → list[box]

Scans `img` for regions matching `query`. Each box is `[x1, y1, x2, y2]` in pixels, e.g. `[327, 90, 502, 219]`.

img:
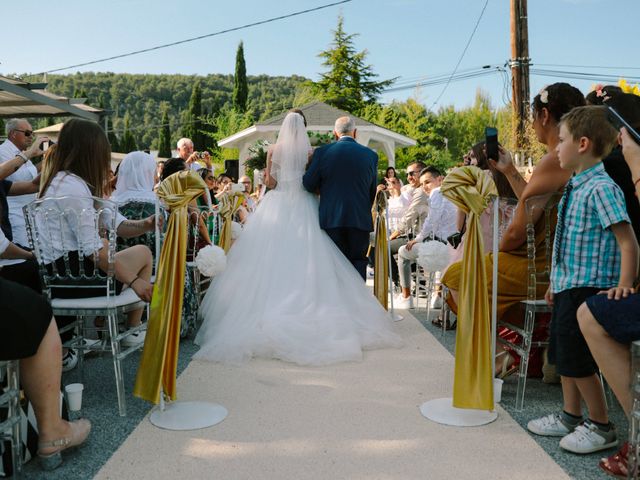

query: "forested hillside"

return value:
[24, 72, 308, 149]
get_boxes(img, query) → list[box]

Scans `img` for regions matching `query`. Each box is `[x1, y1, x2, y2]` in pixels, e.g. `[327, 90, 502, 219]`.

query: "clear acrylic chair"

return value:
[24, 196, 147, 416]
[497, 192, 561, 410]
[0, 360, 22, 477]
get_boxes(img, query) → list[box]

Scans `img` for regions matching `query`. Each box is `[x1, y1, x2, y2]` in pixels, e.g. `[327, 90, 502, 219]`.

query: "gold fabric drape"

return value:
[134, 170, 207, 404]
[372, 190, 389, 309]
[440, 166, 497, 410]
[217, 193, 245, 253]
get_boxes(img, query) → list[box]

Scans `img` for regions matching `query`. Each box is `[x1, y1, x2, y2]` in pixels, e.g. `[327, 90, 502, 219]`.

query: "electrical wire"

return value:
[534, 63, 640, 71]
[36, 0, 352, 75]
[429, 0, 489, 109]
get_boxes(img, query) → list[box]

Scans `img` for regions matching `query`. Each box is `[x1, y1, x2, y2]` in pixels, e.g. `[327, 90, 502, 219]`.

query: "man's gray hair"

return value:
[334, 116, 355, 135]
[177, 137, 193, 149]
[5, 118, 26, 136]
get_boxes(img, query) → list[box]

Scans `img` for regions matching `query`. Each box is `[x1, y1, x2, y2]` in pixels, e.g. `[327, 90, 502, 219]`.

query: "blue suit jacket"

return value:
[302, 136, 378, 232]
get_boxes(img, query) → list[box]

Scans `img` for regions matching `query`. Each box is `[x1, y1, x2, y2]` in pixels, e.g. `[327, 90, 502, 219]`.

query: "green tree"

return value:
[157, 108, 172, 158]
[121, 113, 137, 153]
[181, 81, 204, 150]
[233, 41, 248, 113]
[311, 15, 395, 114]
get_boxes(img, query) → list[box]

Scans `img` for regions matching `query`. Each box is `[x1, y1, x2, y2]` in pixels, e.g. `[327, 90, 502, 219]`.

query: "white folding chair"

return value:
[0, 360, 22, 477]
[24, 196, 147, 416]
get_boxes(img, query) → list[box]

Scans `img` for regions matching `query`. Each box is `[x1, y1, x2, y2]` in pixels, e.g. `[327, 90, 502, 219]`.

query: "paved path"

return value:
[96, 311, 569, 480]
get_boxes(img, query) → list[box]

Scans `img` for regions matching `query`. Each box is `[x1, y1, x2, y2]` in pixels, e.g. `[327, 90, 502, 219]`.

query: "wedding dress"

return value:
[194, 112, 402, 365]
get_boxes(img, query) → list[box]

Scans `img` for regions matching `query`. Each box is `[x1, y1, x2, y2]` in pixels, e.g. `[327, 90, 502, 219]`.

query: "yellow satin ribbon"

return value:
[441, 166, 498, 410]
[217, 193, 245, 253]
[133, 170, 208, 404]
[372, 190, 389, 309]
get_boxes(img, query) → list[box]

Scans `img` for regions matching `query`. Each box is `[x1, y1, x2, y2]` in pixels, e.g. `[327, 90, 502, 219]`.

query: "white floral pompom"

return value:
[416, 240, 451, 273]
[195, 245, 227, 277]
[231, 221, 243, 240]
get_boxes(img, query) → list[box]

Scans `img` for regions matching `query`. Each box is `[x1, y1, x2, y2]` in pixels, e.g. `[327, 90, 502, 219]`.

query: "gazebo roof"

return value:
[0, 76, 102, 121]
[218, 101, 416, 149]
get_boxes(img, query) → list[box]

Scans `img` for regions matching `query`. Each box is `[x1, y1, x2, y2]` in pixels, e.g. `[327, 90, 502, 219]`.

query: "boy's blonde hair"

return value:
[559, 105, 618, 158]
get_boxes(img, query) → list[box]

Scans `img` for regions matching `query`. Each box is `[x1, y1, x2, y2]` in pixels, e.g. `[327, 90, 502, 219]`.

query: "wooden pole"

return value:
[510, 0, 530, 154]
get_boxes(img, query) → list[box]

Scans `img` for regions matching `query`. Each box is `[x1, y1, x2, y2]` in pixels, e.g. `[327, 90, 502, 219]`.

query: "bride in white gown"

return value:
[194, 111, 402, 366]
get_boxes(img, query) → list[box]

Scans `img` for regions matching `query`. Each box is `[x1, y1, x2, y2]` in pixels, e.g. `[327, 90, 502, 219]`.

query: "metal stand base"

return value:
[149, 401, 228, 431]
[420, 397, 497, 426]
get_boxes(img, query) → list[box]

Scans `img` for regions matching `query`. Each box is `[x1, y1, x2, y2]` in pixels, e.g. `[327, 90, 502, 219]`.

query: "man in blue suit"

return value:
[303, 116, 377, 280]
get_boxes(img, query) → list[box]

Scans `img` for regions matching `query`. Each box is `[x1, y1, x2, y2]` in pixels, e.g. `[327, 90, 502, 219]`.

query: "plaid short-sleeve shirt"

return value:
[551, 162, 630, 293]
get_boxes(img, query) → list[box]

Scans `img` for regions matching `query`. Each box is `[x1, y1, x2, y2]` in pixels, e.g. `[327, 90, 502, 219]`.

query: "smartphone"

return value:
[607, 106, 640, 145]
[40, 140, 50, 152]
[485, 127, 499, 161]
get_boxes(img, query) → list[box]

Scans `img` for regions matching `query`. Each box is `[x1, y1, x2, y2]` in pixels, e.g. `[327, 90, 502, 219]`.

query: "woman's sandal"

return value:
[38, 419, 92, 471]
[599, 442, 629, 479]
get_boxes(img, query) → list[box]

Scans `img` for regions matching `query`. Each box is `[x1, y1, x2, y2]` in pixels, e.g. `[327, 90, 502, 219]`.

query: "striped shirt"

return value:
[551, 162, 630, 293]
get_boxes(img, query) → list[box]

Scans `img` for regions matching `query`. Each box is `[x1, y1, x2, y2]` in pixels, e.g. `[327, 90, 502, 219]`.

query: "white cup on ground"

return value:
[493, 378, 504, 404]
[65, 383, 84, 411]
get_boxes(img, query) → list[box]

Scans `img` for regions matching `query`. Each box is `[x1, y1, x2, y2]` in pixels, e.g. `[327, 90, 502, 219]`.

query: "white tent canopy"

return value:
[217, 102, 416, 172]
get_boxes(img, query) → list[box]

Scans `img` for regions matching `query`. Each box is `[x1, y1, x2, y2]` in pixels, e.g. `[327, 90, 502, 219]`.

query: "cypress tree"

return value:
[121, 114, 137, 153]
[158, 109, 172, 158]
[181, 81, 204, 150]
[233, 41, 248, 113]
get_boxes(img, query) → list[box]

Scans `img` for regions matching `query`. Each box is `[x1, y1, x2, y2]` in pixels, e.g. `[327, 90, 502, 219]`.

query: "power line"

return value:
[530, 68, 640, 84]
[429, 0, 489, 109]
[534, 63, 640, 71]
[37, 0, 352, 75]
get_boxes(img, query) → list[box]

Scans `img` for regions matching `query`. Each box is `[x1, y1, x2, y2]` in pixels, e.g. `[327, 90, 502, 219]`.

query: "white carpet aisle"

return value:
[95, 312, 569, 480]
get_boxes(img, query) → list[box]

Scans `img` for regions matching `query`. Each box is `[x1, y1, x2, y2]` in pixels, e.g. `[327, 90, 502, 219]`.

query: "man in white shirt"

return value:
[177, 137, 213, 172]
[0, 119, 48, 248]
[394, 166, 457, 308]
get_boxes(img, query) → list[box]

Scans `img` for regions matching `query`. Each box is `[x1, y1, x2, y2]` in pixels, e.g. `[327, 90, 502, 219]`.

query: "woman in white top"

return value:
[382, 176, 410, 231]
[38, 119, 156, 346]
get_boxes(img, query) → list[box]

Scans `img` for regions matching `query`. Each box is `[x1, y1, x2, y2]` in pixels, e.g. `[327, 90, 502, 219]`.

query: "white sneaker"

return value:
[366, 266, 375, 279]
[393, 293, 413, 309]
[122, 330, 146, 348]
[527, 413, 577, 437]
[559, 421, 617, 454]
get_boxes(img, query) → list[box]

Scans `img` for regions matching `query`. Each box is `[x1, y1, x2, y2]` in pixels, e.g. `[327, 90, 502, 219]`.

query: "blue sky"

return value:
[3, 0, 639, 110]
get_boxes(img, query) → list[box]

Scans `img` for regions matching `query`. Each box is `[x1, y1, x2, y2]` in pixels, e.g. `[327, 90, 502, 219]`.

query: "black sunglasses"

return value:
[407, 171, 419, 177]
[13, 129, 33, 137]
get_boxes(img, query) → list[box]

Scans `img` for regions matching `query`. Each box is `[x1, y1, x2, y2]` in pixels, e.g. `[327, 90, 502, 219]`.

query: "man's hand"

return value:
[389, 230, 401, 241]
[24, 136, 49, 159]
[488, 145, 514, 174]
[186, 152, 199, 165]
[405, 239, 417, 251]
[544, 285, 554, 307]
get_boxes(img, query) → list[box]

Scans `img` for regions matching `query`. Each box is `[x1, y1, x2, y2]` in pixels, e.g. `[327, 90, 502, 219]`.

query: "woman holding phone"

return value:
[441, 82, 586, 375]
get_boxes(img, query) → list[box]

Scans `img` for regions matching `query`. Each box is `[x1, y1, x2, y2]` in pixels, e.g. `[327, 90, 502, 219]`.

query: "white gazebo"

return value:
[217, 102, 416, 173]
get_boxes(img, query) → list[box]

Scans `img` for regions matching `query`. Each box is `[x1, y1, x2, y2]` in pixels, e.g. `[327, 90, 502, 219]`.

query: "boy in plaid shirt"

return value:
[527, 106, 639, 454]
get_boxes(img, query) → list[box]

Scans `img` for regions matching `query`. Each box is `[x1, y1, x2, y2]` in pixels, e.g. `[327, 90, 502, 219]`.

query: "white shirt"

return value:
[387, 193, 410, 231]
[39, 172, 126, 264]
[0, 139, 38, 247]
[415, 187, 458, 243]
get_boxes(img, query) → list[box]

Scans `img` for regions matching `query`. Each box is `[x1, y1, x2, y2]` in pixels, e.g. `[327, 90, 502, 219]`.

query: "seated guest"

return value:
[198, 167, 218, 206]
[239, 175, 256, 213]
[394, 166, 458, 308]
[383, 166, 403, 187]
[0, 277, 91, 471]
[0, 217, 40, 292]
[0, 118, 49, 249]
[372, 161, 428, 285]
[39, 119, 155, 357]
[111, 151, 158, 254]
[526, 106, 637, 454]
[382, 175, 410, 232]
[442, 82, 586, 374]
[577, 118, 640, 478]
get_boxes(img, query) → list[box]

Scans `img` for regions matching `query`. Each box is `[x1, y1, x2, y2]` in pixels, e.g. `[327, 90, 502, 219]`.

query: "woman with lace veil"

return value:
[194, 110, 401, 365]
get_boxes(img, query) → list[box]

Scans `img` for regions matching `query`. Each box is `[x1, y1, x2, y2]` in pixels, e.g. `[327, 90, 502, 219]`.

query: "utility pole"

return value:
[510, 0, 530, 154]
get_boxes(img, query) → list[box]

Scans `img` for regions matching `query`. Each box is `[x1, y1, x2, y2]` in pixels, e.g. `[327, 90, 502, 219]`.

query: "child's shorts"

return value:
[548, 287, 601, 378]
